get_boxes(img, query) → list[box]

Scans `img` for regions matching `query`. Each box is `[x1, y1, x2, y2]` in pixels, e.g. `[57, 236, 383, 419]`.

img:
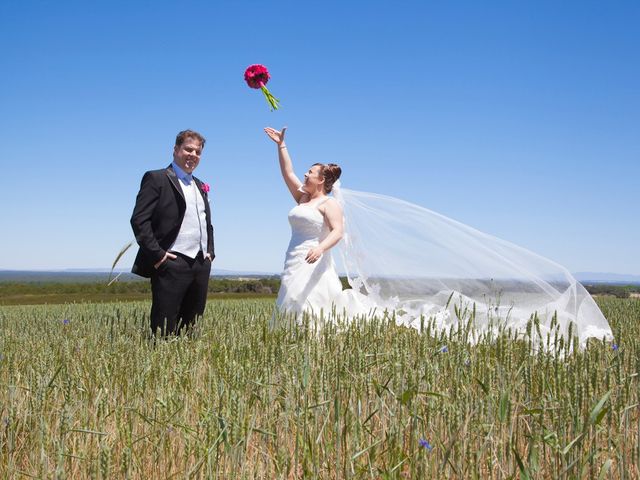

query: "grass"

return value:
[0, 297, 638, 478]
[0, 292, 275, 306]
[0, 278, 281, 306]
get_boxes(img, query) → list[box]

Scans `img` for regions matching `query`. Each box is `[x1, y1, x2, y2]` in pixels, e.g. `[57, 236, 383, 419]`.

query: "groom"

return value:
[131, 130, 214, 336]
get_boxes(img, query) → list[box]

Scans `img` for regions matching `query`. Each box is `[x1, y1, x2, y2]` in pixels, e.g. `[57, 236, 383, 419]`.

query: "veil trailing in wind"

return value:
[331, 182, 613, 348]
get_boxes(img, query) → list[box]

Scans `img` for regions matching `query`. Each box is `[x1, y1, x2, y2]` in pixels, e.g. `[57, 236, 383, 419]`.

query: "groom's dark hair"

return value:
[175, 130, 206, 148]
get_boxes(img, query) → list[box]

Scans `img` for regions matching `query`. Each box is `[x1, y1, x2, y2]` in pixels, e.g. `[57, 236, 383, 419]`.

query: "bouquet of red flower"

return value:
[244, 64, 280, 111]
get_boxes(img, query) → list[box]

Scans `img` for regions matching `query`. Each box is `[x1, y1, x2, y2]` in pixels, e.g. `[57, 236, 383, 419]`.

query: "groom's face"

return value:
[173, 138, 203, 174]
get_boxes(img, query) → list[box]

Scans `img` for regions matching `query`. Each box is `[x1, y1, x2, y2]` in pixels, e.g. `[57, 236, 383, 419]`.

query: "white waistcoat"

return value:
[169, 179, 208, 258]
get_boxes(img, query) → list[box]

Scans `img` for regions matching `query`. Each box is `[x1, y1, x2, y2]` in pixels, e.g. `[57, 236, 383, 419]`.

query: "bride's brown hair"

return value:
[313, 163, 342, 193]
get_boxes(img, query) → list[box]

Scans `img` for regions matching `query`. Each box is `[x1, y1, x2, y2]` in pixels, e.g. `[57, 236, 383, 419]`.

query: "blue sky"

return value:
[1, 0, 638, 274]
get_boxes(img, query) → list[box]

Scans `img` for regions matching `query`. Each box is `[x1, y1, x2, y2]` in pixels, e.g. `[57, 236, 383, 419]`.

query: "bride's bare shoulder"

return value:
[319, 197, 342, 214]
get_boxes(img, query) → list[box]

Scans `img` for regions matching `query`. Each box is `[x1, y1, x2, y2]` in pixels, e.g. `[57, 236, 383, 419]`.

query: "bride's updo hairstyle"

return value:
[313, 163, 342, 193]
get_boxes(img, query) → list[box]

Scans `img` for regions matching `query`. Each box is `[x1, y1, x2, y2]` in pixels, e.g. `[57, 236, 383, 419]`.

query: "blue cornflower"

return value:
[464, 359, 471, 367]
[440, 346, 448, 353]
[419, 438, 433, 451]
[612, 344, 619, 351]
[63, 319, 70, 325]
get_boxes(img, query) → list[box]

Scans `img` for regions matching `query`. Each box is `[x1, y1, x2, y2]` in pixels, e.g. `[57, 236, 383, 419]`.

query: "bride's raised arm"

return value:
[264, 127, 305, 203]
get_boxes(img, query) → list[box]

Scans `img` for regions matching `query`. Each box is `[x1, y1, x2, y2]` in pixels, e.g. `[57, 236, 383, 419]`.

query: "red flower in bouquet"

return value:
[244, 64, 280, 111]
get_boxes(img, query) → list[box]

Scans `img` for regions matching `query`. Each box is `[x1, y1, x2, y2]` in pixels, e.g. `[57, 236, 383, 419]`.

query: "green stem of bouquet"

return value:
[261, 86, 280, 111]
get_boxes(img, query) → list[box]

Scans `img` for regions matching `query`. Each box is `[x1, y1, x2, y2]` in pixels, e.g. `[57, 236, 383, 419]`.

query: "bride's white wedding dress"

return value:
[276, 184, 614, 348]
[276, 197, 346, 316]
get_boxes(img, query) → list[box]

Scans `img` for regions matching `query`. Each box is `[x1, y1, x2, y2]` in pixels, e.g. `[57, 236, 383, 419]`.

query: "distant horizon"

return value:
[1, 267, 640, 283]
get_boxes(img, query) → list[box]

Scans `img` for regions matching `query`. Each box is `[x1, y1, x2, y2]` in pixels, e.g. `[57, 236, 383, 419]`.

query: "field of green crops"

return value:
[0, 297, 638, 478]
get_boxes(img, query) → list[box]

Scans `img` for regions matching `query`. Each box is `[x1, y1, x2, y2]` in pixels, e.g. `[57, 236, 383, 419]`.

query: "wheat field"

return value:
[0, 297, 638, 478]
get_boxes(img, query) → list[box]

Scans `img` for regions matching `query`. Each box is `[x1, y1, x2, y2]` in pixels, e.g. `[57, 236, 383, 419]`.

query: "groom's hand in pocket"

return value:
[154, 252, 177, 269]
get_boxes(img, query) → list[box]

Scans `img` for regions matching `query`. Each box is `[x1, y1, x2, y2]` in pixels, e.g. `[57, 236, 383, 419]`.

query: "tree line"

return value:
[0, 279, 638, 301]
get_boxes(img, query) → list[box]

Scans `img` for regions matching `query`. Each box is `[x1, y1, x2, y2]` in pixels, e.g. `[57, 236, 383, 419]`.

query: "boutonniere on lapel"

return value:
[201, 183, 210, 195]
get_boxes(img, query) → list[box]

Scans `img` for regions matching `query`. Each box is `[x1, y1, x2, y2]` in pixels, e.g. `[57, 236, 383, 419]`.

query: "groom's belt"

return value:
[170, 250, 206, 265]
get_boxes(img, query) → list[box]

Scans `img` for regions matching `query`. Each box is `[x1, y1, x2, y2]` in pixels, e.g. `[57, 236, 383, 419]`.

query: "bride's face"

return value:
[303, 165, 325, 191]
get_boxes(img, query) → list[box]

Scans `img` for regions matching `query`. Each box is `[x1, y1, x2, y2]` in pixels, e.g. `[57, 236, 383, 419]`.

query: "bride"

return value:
[264, 126, 346, 317]
[264, 126, 614, 347]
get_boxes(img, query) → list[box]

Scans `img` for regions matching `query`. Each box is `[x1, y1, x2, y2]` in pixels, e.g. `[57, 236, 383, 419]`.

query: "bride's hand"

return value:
[305, 246, 324, 263]
[264, 126, 287, 145]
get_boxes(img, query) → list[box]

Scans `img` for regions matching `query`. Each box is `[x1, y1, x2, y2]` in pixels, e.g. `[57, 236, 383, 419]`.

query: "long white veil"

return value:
[331, 182, 613, 347]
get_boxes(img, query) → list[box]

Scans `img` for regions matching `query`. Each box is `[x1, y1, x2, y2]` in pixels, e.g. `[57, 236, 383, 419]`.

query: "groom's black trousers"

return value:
[150, 251, 211, 336]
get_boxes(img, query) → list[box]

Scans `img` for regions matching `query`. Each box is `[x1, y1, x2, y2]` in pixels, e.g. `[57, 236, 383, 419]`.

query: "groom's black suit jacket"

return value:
[131, 165, 215, 278]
